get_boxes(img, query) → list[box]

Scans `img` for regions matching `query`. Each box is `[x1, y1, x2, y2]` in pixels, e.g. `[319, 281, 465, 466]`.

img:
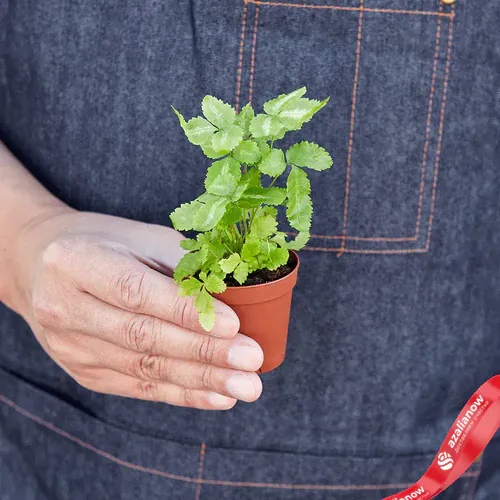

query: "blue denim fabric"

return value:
[0, 0, 499, 498]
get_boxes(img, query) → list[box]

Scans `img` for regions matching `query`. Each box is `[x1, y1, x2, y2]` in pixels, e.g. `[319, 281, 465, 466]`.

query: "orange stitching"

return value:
[248, 0, 453, 17]
[0, 392, 475, 490]
[425, 5, 454, 251]
[235, 2, 249, 112]
[304, 246, 428, 254]
[288, 231, 417, 242]
[415, 4, 443, 238]
[195, 443, 206, 499]
[248, 5, 260, 105]
[338, 0, 364, 255]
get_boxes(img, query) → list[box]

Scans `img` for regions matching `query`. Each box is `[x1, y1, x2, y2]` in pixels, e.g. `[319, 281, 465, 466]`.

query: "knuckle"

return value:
[197, 336, 216, 364]
[41, 238, 70, 268]
[124, 314, 153, 353]
[200, 364, 214, 390]
[138, 380, 161, 402]
[113, 270, 150, 311]
[137, 353, 167, 381]
[182, 388, 197, 408]
[171, 295, 196, 327]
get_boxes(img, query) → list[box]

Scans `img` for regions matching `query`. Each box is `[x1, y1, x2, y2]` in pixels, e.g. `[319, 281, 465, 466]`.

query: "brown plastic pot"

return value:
[215, 251, 300, 373]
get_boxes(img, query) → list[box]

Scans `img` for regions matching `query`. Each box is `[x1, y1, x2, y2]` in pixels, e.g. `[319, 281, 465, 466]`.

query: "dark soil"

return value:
[225, 254, 296, 287]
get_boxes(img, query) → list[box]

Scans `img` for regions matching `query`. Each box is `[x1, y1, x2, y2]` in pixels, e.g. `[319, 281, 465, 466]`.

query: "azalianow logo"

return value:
[437, 452, 454, 471]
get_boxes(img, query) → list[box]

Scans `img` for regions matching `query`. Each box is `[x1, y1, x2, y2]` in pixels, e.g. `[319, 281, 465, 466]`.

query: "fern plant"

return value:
[170, 87, 333, 330]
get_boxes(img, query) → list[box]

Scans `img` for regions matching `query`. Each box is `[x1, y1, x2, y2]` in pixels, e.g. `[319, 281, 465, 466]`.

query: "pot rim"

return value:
[224, 250, 300, 290]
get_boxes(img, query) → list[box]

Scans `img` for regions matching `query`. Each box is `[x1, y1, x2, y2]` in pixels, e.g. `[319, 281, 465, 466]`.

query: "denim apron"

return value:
[0, 1, 499, 498]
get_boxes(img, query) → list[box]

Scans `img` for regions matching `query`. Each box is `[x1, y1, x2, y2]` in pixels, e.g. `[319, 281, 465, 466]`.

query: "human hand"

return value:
[11, 209, 263, 410]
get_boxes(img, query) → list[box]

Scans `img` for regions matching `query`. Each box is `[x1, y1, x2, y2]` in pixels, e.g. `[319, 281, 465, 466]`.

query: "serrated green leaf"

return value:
[184, 116, 217, 145]
[235, 103, 255, 137]
[249, 210, 278, 239]
[267, 246, 289, 270]
[204, 273, 227, 294]
[180, 238, 201, 251]
[232, 140, 261, 165]
[256, 139, 270, 156]
[173, 252, 201, 282]
[172, 106, 188, 128]
[286, 166, 312, 232]
[286, 141, 332, 171]
[211, 124, 243, 154]
[249, 114, 285, 139]
[202, 96, 236, 128]
[178, 277, 203, 297]
[219, 253, 241, 273]
[286, 231, 310, 250]
[258, 148, 287, 177]
[241, 238, 260, 260]
[231, 179, 250, 202]
[238, 187, 286, 208]
[201, 142, 225, 159]
[195, 287, 215, 331]
[221, 204, 244, 225]
[242, 167, 261, 188]
[170, 200, 202, 231]
[233, 262, 249, 284]
[263, 87, 307, 115]
[205, 157, 241, 196]
[192, 194, 231, 231]
[278, 97, 329, 130]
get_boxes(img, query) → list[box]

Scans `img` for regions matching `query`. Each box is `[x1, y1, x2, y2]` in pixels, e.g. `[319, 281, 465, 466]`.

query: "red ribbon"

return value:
[383, 375, 500, 500]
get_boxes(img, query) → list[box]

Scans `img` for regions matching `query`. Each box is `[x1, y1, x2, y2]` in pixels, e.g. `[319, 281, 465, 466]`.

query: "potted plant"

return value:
[170, 87, 332, 372]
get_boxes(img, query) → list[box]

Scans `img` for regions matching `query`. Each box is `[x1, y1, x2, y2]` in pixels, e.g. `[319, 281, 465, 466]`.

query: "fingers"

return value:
[62, 291, 263, 371]
[78, 369, 238, 410]
[43, 236, 239, 337]
[66, 335, 262, 403]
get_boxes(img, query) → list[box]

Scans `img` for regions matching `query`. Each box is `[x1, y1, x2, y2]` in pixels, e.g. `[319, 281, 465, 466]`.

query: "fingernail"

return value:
[226, 373, 258, 402]
[228, 343, 264, 371]
[207, 392, 236, 409]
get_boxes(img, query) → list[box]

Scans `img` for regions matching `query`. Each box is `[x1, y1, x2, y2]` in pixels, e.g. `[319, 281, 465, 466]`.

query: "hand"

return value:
[11, 209, 264, 410]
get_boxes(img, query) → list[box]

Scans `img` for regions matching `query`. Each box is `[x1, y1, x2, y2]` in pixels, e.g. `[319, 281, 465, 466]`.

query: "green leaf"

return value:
[267, 246, 289, 270]
[242, 167, 261, 188]
[249, 114, 285, 139]
[201, 142, 226, 159]
[250, 210, 278, 239]
[256, 139, 270, 156]
[185, 116, 217, 145]
[233, 262, 249, 284]
[219, 253, 241, 273]
[195, 287, 215, 331]
[231, 179, 250, 202]
[263, 87, 307, 115]
[221, 204, 244, 225]
[173, 252, 201, 282]
[286, 231, 310, 250]
[286, 166, 312, 232]
[202, 96, 236, 128]
[180, 238, 200, 251]
[258, 148, 286, 177]
[235, 103, 255, 137]
[278, 98, 329, 130]
[205, 157, 241, 196]
[238, 187, 286, 208]
[286, 141, 332, 171]
[241, 238, 260, 260]
[170, 200, 203, 231]
[178, 277, 203, 297]
[192, 194, 231, 231]
[211, 124, 243, 154]
[232, 140, 261, 165]
[172, 106, 188, 128]
[204, 273, 227, 294]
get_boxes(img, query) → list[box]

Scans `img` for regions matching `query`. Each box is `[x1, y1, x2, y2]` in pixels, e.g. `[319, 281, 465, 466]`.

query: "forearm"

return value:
[0, 142, 72, 313]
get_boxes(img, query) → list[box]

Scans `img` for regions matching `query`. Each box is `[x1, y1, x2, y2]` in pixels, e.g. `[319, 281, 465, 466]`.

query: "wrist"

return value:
[1, 203, 76, 318]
